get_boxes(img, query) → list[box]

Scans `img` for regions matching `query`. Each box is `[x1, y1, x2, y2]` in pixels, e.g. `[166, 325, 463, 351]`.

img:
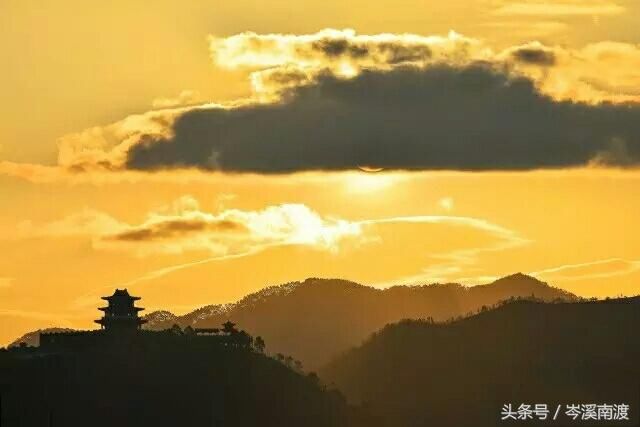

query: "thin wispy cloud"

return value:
[481, 20, 569, 38]
[17, 197, 528, 293]
[371, 216, 529, 286]
[531, 258, 640, 281]
[17, 196, 362, 257]
[0, 308, 74, 323]
[493, 1, 625, 16]
[152, 90, 204, 109]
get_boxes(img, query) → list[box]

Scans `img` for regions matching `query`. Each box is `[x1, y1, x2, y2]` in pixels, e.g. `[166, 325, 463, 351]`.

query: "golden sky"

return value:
[1, 0, 640, 345]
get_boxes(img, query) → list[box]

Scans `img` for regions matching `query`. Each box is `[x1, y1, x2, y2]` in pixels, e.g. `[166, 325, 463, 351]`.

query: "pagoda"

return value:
[95, 289, 147, 332]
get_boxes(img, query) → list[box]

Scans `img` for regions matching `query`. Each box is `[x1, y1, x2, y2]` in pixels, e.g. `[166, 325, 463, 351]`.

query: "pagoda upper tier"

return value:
[95, 289, 147, 331]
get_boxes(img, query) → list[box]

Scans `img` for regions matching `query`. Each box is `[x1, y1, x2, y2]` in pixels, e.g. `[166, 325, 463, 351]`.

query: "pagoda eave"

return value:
[96, 289, 146, 332]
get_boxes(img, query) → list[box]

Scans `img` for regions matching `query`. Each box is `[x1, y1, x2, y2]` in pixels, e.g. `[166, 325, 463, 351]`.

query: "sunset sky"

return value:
[1, 0, 640, 345]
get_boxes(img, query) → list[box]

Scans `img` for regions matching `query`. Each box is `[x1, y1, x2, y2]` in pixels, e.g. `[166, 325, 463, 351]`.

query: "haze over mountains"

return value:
[11, 274, 576, 369]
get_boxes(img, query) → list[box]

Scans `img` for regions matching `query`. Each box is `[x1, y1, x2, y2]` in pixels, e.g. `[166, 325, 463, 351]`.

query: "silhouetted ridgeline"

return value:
[9, 275, 575, 371]
[9, 328, 75, 348]
[0, 326, 375, 427]
[1, 289, 376, 427]
[139, 274, 575, 369]
[2, 289, 637, 427]
[320, 297, 640, 427]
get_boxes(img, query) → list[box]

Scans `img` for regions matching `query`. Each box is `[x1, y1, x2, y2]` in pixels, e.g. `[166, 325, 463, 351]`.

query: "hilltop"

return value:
[320, 297, 640, 427]
[142, 273, 575, 368]
[0, 327, 373, 427]
[10, 274, 576, 369]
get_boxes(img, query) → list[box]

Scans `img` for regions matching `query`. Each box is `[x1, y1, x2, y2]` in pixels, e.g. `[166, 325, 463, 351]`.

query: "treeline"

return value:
[321, 297, 640, 427]
[0, 322, 375, 427]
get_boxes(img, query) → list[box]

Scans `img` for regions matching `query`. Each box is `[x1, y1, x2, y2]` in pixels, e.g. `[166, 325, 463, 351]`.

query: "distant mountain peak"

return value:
[299, 277, 369, 290]
[9, 273, 577, 366]
[9, 327, 75, 348]
[144, 310, 176, 320]
[490, 272, 546, 286]
[302, 277, 359, 285]
[480, 273, 577, 302]
[143, 310, 177, 327]
[510, 272, 537, 279]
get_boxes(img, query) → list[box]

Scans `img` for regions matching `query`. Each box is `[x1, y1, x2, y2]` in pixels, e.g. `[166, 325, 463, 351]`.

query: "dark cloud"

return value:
[378, 43, 432, 64]
[305, 37, 432, 63]
[510, 46, 557, 66]
[126, 63, 640, 172]
[310, 39, 370, 58]
[108, 219, 244, 242]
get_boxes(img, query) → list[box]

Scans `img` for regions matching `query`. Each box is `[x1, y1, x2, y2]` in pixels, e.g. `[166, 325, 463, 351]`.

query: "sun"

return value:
[357, 165, 385, 173]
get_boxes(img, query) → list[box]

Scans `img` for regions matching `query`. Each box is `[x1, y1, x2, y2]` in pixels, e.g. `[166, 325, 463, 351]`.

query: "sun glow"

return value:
[343, 171, 399, 194]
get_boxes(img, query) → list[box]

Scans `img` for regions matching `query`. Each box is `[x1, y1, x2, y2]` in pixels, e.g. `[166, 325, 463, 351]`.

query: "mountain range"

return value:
[10, 273, 576, 369]
[320, 296, 640, 426]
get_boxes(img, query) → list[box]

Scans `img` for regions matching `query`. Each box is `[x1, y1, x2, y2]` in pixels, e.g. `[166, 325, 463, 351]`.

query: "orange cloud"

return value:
[211, 29, 640, 104]
[493, 1, 625, 16]
[531, 258, 640, 281]
[13, 194, 528, 288]
[4, 30, 640, 175]
[152, 90, 204, 109]
[17, 197, 363, 257]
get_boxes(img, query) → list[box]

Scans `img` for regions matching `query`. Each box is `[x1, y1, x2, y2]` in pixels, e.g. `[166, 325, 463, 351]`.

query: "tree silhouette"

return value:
[222, 320, 237, 335]
[234, 330, 253, 349]
[0, 322, 357, 427]
[285, 355, 294, 368]
[254, 336, 266, 353]
[307, 372, 320, 387]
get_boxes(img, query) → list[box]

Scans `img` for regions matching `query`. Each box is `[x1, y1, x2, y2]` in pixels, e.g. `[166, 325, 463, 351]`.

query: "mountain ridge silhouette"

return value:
[320, 296, 640, 427]
[10, 274, 577, 368]
[1, 326, 369, 427]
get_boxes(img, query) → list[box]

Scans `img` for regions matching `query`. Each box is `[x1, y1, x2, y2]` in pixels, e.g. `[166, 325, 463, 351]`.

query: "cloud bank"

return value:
[123, 64, 640, 172]
[16, 30, 640, 174]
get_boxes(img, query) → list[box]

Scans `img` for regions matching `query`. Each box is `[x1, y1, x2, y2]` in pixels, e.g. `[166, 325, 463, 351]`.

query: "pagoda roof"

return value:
[98, 306, 144, 312]
[101, 288, 141, 300]
[95, 317, 147, 325]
